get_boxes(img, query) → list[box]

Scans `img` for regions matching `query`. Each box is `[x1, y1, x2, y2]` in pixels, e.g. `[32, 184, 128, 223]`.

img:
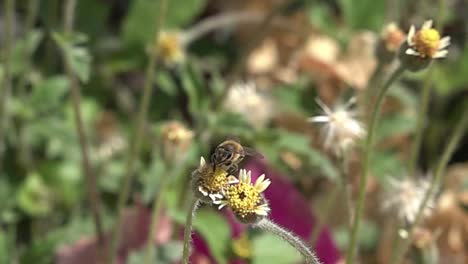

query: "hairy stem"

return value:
[346, 66, 405, 264]
[108, 0, 168, 262]
[256, 218, 322, 264]
[392, 110, 468, 264]
[0, 0, 15, 171]
[182, 198, 201, 264]
[408, 69, 432, 175]
[62, 0, 105, 244]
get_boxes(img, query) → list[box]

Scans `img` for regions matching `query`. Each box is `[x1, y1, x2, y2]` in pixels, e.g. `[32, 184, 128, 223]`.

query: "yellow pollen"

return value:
[200, 167, 229, 193]
[413, 28, 441, 57]
[225, 182, 262, 218]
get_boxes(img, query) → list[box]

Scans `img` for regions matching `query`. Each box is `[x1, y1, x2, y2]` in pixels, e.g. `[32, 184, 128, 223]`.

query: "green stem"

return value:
[256, 218, 322, 264]
[62, 0, 105, 245]
[0, 0, 15, 171]
[108, 0, 168, 262]
[391, 110, 468, 264]
[408, 69, 432, 175]
[345, 66, 405, 264]
[17, 0, 40, 170]
[182, 198, 200, 264]
[143, 162, 172, 263]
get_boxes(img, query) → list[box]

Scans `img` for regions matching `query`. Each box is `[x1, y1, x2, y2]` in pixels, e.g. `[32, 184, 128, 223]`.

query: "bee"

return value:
[211, 137, 263, 174]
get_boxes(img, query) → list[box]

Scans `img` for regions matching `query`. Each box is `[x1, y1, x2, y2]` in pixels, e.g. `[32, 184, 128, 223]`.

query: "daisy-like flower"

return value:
[216, 169, 271, 223]
[155, 30, 186, 65]
[191, 157, 238, 203]
[376, 22, 406, 63]
[308, 97, 366, 154]
[382, 177, 435, 224]
[160, 121, 194, 163]
[224, 82, 274, 129]
[400, 20, 450, 71]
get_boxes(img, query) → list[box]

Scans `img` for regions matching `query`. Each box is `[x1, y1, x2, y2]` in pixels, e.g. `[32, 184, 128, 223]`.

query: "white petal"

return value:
[422, 20, 433, 30]
[246, 170, 252, 184]
[407, 25, 415, 45]
[239, 169, 247, 182]
[200, 157, 206, 167]
[433, 49, 448, 58]
[315, 98, 332, 115]
[227, 175, 239, 184]
[255, 174, 265, 188]
[405, 48, 420, 56]
[256, 179, 271, 193]
[198, 186, 208, 196]
[438, 36, 451, 49]
[308, 116, 330, 123]
[217, 202, 228, 210]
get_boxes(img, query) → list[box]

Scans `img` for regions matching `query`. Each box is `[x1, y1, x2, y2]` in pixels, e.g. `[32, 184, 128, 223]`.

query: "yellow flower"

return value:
[381, 22, 405, 52]
[156, 31, 185, 65]
[406, 20, 450, 59]
[216, 169, 271, 223]
[192, 157, 238, 203]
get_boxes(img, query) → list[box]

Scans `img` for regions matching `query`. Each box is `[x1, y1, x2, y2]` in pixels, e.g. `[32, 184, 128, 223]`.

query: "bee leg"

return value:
[227, 164, 238, 174]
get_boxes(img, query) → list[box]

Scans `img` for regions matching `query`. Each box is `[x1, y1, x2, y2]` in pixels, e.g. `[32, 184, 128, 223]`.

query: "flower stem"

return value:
[108, 0, 168, 262]
[182, 198, 201, 264]
[0, 0, 15, 172]
[62, 0, 105, 245]
[391, 109, 468, 264]
[346, 66, 405, 264]
[256, 218, 322, 264]
[408, 69, 433, 175]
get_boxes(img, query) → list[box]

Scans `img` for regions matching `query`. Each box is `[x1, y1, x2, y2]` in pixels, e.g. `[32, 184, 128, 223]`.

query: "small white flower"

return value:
[382, 177, 435, 224]
[308, 97, 366, 154]
[224, 82, 273, 129]
[405, 20, 450, 59]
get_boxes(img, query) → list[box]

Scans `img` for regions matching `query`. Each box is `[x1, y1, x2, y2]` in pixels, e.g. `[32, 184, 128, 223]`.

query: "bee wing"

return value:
[243, 146, 264, 159]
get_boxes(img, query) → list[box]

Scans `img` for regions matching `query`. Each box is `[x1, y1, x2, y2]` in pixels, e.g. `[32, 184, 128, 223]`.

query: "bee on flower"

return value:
[382, 177, 435, 224]
[308, 97, 366, 155]
[215, 169, 271, 224]
[399, 20, 450, 71]
[191, 157, 238, 204]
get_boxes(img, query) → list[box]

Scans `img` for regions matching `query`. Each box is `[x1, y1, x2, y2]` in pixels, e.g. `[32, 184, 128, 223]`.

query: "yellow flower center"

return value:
[156, 32, 183, 63]
[413, 28, 441, 57]
[200, 167, 229, 193]
[224, 182, 262, 218]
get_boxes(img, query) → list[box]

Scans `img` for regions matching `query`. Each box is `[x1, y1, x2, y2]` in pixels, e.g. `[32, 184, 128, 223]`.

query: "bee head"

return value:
[211, 145, 234, 164]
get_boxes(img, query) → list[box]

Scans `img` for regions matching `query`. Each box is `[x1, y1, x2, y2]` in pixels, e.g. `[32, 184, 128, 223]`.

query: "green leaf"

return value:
[123, 0, 207, 45]
[11, 30, 44, 75]
[193, 210, 230, 264]
[275, 130, 338, 179]
[52, 32, 92, 83]
[340, 0, 386, 31]
[252, 232, 302, 264]
[376, 114, 416, 142]
[29, 76, 69, 113]
[370, 151, 406, 181]
[16, 173, 53, 217]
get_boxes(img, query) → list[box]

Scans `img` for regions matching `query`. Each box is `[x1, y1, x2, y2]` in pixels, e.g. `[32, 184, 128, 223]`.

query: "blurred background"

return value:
[0, 0, 467, 263]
